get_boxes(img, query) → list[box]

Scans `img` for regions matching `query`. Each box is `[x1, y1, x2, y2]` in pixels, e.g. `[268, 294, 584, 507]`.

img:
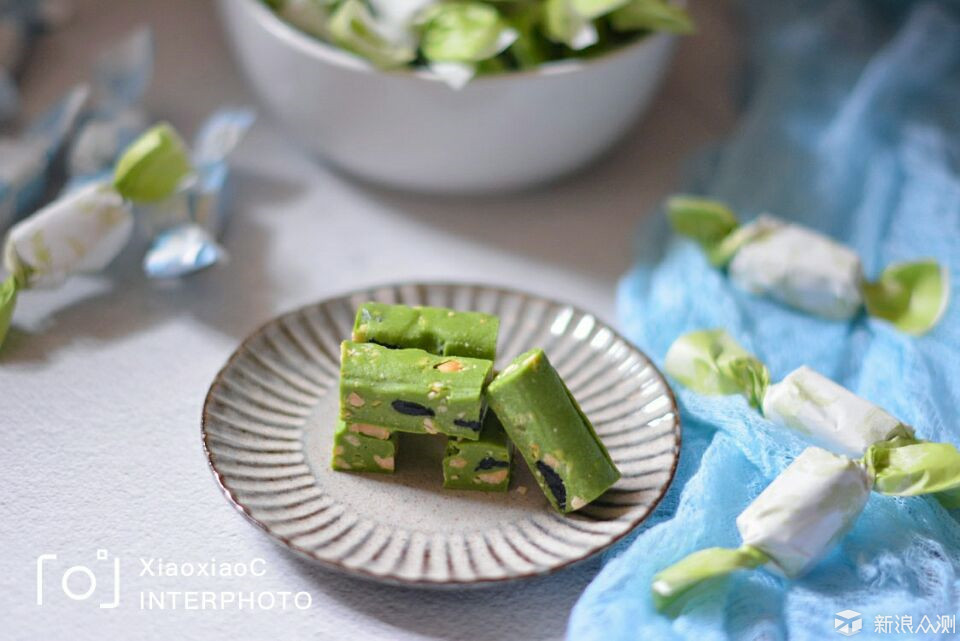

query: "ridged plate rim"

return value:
[201, 281, 681, 588]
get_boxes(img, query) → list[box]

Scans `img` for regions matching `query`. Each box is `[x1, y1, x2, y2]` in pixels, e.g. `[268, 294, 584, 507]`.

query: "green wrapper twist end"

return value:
[610, 0, 695, 34]
[652, 545, 769, 615]
[665, 329, 770, 408]
[667, 196, 740, 261]
[0, 274, 19, 349]
[113, 123, 192, 203]
[862, 260, 949, 335]
[865, 438, 960, 497]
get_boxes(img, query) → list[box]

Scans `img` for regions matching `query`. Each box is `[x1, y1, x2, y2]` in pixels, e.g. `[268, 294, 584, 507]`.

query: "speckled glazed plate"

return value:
[202, 283, 680, 587]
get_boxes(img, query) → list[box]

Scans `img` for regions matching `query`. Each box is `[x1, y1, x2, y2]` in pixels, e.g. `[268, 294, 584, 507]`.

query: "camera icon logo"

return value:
[36, 549, 120, 608]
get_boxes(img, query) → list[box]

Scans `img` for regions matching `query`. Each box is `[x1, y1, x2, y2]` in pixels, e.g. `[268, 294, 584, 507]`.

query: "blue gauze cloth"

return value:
[568, 2, 960, 640]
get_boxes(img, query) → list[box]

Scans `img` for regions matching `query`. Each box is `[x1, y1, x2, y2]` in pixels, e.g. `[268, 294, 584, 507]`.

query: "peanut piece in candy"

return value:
[486, 348, 620, 513]
[339, 341, 493, 440]
[331, 420, 398, 473]
[443, 410, 512, 492]
[352, 302, 500, 360]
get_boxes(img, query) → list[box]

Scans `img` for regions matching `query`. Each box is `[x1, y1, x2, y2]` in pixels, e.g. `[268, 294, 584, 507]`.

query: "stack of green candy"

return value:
[332, 302, 622, 512]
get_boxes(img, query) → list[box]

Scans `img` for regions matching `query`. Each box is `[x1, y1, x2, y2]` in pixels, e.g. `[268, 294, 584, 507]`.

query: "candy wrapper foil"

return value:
[0, 84, 89, 229]
[142, 223, 225, 279]
[762, 365, 912, 458]
[3, 180, 133, 289]
[67, 28, 152, 183]
[736, 447, 871, 578]
[88, 27, 151, 116]
[140, 109, 254, 278]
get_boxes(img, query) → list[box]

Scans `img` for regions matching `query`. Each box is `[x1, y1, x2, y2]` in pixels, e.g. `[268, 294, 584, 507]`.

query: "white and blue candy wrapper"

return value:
[3, 180, 133, 289]
[0, 83, 88, 230]
[66, 27, 153, 184]
[141, 108, 255, 279]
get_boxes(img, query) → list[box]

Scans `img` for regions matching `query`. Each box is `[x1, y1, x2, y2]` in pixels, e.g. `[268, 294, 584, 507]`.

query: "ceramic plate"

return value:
[202, 283, 680, 586]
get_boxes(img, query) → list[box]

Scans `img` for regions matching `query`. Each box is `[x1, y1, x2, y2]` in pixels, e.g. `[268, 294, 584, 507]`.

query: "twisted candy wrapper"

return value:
[0, 84, 88, 230]
[139, 108, 255, 279]
[66, 27, 153, 186]
[665, 329, 960, 506]
[667, 196, 949, 334]
[652, 447, 872, 613]
[0, 120, 193, 347]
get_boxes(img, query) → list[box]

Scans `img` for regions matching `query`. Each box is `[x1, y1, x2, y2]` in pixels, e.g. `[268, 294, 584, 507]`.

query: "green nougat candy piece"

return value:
[486, 348, 620, 513]
[339, 341, 493, 441]
[352, 302, 500, 360]
[443, 410, 513, 492]
[331, 421, 398, 473]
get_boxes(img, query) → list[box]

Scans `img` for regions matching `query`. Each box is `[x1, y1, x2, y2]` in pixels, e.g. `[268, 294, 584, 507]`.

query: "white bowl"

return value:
[218, 0, 677, 194]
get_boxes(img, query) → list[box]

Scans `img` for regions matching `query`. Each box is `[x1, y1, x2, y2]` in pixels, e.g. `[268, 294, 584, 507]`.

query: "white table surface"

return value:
[1, 1, 736, 639]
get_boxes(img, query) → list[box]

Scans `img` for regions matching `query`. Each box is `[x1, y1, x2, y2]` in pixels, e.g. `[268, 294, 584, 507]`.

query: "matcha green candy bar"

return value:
[487, 348, 620, 512]
[443, 411, 512, 492]
[352, 302, 499, 360]
[339, 341, 493, 440]
[331, 421, 398, 473]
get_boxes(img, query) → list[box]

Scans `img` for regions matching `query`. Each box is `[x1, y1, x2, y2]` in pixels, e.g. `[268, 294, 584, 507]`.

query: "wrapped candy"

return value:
[667, 196, 949, 334]
[664, 328, 960, 505]
[3, 181, 133, 289]
[0, 84, 88, 229]
[652, 447, 872, 612]
[266, 0, 692, 88]
[0, 120, 192, 347]
[65, 27, 153, 187]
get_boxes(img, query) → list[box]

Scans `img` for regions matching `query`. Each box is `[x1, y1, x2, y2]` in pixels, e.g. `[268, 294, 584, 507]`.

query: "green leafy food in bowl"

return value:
[263, 0, 692, 86]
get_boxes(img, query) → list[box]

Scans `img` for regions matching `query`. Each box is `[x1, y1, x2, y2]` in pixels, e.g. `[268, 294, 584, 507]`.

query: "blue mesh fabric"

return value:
[568, 2, 960, 639]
